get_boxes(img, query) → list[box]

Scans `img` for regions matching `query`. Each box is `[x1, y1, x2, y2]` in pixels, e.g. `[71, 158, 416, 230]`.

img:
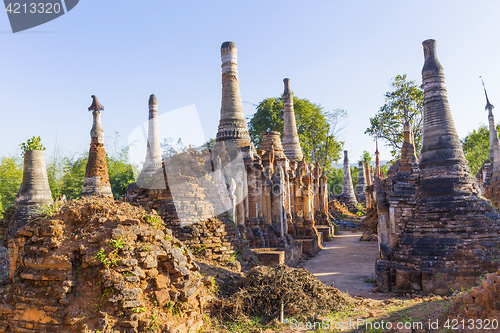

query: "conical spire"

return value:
[82, 95, 113, 197]
[216, 41, 251, 145]
[399, 121, 417, 170]
[282, 78, 303, 162]
[137, 94, 165, 189]
[375, 139, 380, 178]
[419, 39, 479, 197]
[339, 150, 358, 209]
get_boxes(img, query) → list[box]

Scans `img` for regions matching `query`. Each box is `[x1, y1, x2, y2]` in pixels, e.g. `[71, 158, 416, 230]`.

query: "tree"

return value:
[461, 125, 499, 176]
[361, 151, 372, 165]
[0, 156, 23, 211]
[248, 96, 347, 172]
[19, 136, 46, 155]
[365, 74, 423, 159]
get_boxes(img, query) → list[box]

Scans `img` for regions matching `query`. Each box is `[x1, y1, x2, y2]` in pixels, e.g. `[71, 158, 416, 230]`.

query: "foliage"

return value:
[34, 197, 63, 218]
[107, 146, 135, 199]
[19, 136, 46, 155]
[361, 151, 372, 165]
[461, 125, 499, 176]
[0, 156, 23, 210]
[365, 74, 423, 158]
[248, 95, 347, 176]
[161, 137, 185, 159]
[350, 166, 358, 189]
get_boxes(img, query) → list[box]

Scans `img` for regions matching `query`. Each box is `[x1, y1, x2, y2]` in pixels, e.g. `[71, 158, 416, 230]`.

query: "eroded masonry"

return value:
[369, 39, 500, 294]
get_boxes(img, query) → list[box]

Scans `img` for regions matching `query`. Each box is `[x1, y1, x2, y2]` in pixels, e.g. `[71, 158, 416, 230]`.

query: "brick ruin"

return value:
[127, 42, 332, 267]
[372, 39, 500, 295]
[82, 95, 113, 198]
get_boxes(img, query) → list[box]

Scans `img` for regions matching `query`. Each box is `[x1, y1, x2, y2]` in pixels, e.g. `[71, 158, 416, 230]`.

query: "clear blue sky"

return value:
[1, 0, 500, 165]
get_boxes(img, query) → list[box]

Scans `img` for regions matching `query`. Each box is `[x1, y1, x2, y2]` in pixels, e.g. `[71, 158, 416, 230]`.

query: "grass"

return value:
[33, 197, 63, 218]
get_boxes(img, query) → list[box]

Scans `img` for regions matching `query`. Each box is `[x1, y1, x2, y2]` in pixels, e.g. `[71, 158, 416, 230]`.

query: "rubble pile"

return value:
[0, 197, 211, 333]
[222, 265, 351, 318]
[448, 270, 500, 321]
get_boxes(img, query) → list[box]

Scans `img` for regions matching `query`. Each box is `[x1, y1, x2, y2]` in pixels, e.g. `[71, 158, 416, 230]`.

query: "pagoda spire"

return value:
[481, 77, 500, 180]
[216, 41, 251, 146]
[282, 78, 303, 162]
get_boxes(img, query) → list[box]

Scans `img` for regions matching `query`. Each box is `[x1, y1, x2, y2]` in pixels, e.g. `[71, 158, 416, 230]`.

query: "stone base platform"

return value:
[316, 226, 334, 242]
[250, 240, 303, 266]
[295, 236, 321, 256]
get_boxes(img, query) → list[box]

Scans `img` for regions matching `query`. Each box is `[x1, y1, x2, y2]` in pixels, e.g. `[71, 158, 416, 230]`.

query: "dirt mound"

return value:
[328, 199, 357, 219]
[1, 197, 212, 333]
[220, 265, 352, 319]
[447, 270, 500, 323]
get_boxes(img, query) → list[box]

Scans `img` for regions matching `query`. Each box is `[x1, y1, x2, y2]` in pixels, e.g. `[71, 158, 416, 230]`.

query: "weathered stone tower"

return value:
[82, 95, 113, 197]
[215, 41, 251, 146]
[282, 78, 303, 162]
[356, 161, 366, 203]
[338, 150, 358, 210]
[8, 150, 53, 237]
[379, 39, 500, 295]
[136, 94, 165, 189]
[375, 139, 381, 178]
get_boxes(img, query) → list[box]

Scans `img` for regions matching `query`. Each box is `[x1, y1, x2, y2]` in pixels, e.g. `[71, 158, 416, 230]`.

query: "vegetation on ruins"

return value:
[19, 135, 46, 155]
[461, 124, 500, 175]
[365, 74, 423, 159]
[0, 137, 135, 216]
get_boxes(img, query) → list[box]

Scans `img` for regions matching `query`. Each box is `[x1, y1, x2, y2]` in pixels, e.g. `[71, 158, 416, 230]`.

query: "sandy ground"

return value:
[301, 230, 380, 298]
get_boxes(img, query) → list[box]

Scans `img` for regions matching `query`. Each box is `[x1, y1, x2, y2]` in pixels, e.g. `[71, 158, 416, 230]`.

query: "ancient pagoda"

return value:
[282, 78, 303, 163]
[215, 41, 252, 147]
[136, 94, 165, 189]
[377, 39, 500, 295]
[82, 95, 113, 197]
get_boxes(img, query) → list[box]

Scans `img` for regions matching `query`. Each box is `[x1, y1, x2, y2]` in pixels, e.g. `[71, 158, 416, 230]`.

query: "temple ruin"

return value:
[127, 41, 331, 266]
[373, 39, 500, 295]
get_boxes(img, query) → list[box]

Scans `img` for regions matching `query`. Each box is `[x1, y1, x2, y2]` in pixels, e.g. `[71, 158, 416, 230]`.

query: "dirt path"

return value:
[301, 230, 380, 298]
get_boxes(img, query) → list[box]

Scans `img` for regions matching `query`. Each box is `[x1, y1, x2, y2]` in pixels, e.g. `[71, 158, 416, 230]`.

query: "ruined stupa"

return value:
[282, 78, 303, 162]
[215, 41, 252, 147]
[136, 94, 166, 189]
[355, 161, 366, 203]
[338, 150, 358, 210]
[81, 95, 113, 197]
[8, 150, 53, 237]
[379, 39, 500, 295]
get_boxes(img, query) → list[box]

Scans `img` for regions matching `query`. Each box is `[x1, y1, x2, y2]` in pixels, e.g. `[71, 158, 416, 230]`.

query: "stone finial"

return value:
[216, 41, 251, 145]
[375, 139, 380, 178]
[419, 39, 479, 197]
[149, 93, 157, 106]
[282, 78, 304, 162]
[88, 95, 104, 111]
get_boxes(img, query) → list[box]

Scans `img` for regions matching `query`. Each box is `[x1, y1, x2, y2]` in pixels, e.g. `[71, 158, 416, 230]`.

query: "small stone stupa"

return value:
[81, 95, 113, 197]
[338, 150, 358, 210]
[8, 149, 53, 237]
[384, 39, 500, 294]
